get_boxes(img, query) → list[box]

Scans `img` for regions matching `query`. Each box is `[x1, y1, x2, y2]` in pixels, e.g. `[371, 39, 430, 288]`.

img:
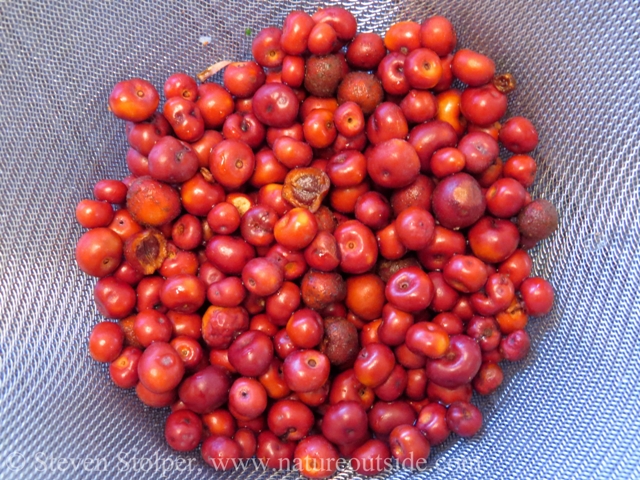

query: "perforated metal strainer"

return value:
[1, 0, 639, 479]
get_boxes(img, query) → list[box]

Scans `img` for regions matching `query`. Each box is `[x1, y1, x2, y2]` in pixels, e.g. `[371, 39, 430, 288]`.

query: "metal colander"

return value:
[1, 0, 639, 478]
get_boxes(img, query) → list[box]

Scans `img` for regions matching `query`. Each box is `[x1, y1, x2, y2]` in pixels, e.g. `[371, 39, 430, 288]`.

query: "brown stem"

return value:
[197, 60, 233, 82]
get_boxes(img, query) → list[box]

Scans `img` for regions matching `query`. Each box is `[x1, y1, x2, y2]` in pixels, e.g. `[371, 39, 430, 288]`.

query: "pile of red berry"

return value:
[77, 6, 558, 478]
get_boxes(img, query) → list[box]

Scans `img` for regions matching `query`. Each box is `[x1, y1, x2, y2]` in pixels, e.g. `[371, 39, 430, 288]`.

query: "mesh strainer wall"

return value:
[0, 0, 639, 479]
